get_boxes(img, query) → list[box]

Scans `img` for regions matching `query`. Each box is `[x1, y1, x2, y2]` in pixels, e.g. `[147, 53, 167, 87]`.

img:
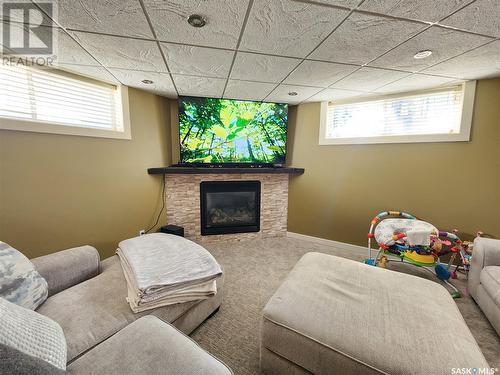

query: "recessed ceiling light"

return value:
[288, 91, 298, 96]
[187, 14, 206, 28]
[413, 50, 433, 59]
[142, 79, 154, 84]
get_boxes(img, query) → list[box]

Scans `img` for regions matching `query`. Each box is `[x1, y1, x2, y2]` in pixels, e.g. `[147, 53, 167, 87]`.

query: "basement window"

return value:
[319, 81, 476, 145]
[0, 64, 130, 139]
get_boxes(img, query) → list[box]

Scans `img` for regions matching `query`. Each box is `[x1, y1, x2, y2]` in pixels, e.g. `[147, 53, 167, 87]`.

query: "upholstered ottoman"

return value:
[260, 252, 489, 375]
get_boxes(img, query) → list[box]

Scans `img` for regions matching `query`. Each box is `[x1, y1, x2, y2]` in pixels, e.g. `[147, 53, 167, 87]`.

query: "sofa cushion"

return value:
[480, 266, 500, 308]
[262, 252, 489, 375]
[0, 298, 67, 370]
[0, 242, 48, 309]
[37, 255, 220, 362]
[67, 315, 232, 375]
[0, 343, 66, 375]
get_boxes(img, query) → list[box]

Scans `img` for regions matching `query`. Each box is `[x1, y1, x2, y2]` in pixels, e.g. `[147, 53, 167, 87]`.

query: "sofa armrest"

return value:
[31, 246, 100, 297]
[468, 237, 500, 298]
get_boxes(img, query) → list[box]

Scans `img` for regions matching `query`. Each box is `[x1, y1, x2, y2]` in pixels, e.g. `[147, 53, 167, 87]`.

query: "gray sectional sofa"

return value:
[468, 237, 500, 335]
[31, 245, 230, 374]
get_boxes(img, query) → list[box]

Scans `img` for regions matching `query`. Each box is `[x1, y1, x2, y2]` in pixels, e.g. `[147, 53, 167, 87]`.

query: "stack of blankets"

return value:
[117, 233, 222, 313]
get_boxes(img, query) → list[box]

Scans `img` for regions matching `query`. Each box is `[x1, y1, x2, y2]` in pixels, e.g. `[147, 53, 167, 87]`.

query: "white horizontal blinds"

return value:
[327, 87, 464, 139]
[0, 65, 121, 131]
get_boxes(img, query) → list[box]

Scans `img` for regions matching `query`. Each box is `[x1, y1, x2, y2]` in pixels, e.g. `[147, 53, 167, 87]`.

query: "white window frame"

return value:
[319, 81, 476, 146]
[0, 69, 131, 140]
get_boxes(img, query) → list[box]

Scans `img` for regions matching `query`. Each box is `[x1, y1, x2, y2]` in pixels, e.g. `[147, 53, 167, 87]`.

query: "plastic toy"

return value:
[365, 211, 463, 298]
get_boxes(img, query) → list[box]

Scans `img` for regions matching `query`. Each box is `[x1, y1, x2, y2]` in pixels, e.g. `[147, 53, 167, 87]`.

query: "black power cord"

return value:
[145, 177, 166, 233]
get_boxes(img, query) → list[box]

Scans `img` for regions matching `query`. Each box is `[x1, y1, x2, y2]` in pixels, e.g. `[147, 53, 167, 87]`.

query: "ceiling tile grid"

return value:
[2, 0, 499, 104]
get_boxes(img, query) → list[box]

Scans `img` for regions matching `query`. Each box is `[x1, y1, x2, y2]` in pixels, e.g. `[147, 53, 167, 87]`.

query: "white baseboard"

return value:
[286, 232, 368, 255]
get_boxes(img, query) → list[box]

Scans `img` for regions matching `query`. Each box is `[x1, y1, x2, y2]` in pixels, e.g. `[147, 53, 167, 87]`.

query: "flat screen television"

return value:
[178, 96, 288, 165]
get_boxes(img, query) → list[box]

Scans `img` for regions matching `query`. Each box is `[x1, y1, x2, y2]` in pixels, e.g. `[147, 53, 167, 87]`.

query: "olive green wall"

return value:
[0, 88, 171, 259]
[288, 78, 500, 246]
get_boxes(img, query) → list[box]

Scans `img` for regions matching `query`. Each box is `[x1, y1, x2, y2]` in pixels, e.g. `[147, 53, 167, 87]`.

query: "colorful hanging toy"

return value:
[365, 211, 471, 299]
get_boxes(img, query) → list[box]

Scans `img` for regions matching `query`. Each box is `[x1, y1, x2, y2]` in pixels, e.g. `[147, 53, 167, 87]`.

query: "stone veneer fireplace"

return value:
[164, 173, 290, 242]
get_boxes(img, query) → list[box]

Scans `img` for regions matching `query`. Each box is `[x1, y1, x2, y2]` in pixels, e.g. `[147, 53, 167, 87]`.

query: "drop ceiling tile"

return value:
[48, 0, 153, 38]
[109, 69, 177, 97]
[359, 0, 473, 23]
[304, 88, 369, 102]
[331, 67, 410, 91]
[172, 75, 226, 98]
[423, 40, 500, 80]
[284, 60, 358, 87]
[56, 64, 119, 84]
[306, 0, 362, 7]
[161, 43, 233, 78]
[239, 0, 349, 58]
[369, 26, 493, 72]
[142, 0, 249, 49]
[72, 32, 167, 72]
[440, 0, 500, 38]
[374, 74, 459, 94]
[309, 12, 426, 65]
[230, 52, 301, 83]
[266, 84, 323, 104]
[223, 80, 276, 101]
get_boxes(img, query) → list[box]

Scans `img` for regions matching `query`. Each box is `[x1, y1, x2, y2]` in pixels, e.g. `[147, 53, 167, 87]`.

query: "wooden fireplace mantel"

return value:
[147, 166, 305, 175]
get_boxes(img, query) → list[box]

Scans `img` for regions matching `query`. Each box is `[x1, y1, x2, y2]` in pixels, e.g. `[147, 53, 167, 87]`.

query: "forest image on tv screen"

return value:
[179, 97, 287, 164]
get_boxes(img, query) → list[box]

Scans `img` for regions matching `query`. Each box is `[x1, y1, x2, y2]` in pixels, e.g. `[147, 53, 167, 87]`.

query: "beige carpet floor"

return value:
[191, 237, 500, 374]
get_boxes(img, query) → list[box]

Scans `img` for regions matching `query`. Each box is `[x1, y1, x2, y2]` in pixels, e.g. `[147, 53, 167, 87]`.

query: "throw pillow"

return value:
[0, 241, 48, 309]
[0, 297, 67, 370]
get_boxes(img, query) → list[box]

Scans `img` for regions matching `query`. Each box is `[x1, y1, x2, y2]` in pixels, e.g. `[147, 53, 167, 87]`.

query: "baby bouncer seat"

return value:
[366, 211, 462, 298]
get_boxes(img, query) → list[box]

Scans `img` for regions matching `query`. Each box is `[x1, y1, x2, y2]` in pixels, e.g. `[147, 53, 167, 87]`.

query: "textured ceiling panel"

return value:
[423, 41, 500, 80]
[57, 64, 119, 84]
[439, 0, 500, 38]
[161, 43, 233, 78]
[310, 13, 426, 65]
[266, 84, 322, 104]
[223, 80, 276, 101]
[305, 0, 363, 8]
[240, 0, 349, 57]
[110, 69, 177, 97]
[230, 52, 301, 83]
[142, 0, 249, 49]
[173, 75, 226, 97]
[369, 26, 493, 72]
[284, 60, 358, 87]
[374, 74, 458, 94]
[331, 67, 410, 91]
[359, 0, 473, 23]
[305, 88, 368, 102]
[72, 32, 167, 72]
[52, 0, 153, 38]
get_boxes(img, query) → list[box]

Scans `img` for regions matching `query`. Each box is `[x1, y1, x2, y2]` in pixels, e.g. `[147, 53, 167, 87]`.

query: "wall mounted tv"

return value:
[178, 96, 288, 165]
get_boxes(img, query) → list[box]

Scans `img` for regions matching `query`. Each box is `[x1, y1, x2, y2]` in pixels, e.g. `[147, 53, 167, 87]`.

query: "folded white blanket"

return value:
[117, 233, 223, 312]
[406, 229, 431, 247]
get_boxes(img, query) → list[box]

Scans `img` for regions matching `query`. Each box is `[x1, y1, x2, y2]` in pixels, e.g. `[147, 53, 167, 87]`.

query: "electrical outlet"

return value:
[139, 230, 146, 236]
